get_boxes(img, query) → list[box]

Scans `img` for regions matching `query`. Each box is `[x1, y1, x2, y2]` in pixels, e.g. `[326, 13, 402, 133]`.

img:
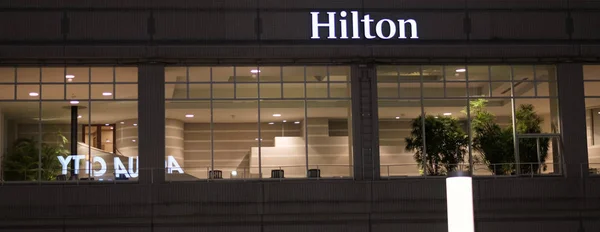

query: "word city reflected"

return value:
[311, 11, 419, 40]
[57, 155, 183, 178]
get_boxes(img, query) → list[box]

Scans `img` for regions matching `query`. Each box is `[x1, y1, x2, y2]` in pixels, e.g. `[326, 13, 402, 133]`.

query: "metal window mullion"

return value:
[510, 65, 520, 175]
[257, 65, 262, 178]
[327, 66, 330, 99]
[186, 66, 190, 99]
[233, 66, 237, 99]
[112, 66, 116, 100]
[533, 65, 538, 97]
[13, 67, 17, 100]
[465, 65, 473, 173]
[304, 66, 309, 174]
[419, 65, 427, 174]
[443, 66, 447, 98]
[210, 67, 214, 175]
[280, 66, 284, 98]
[37, 67, 42, 182]
[88, 67, 93, 178]
[488, 66, 492, 97]
[396, 66, 400, 98]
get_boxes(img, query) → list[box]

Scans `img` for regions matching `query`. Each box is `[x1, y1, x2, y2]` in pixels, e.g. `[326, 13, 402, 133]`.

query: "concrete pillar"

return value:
[351, 64, 380, 180]
[138, 64, 166, 183]
[556, 63, 588, 178]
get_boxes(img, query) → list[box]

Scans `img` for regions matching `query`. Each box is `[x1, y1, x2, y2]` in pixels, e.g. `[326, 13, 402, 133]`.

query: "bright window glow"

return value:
[185, 114, 194, 118]
[29, 92, 39, 97]
[443, 113, 452, 116]
[102, 92, 112, 96]
[455, 68, 466, 73]
[272, 114, 281, 117]
[65, 74, 75, 79]
[70, 100, 79, 104]
[446, 176, 474, 232]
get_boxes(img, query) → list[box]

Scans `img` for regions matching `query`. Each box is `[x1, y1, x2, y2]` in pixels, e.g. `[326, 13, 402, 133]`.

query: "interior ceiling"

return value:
[0, 65, 597, 124]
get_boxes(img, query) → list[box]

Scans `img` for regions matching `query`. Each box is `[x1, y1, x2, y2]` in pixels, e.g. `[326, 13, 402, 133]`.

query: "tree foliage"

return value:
[468, 99, 549, 175]
[2, 132, 69, 181]
[405, 115, 469, 176]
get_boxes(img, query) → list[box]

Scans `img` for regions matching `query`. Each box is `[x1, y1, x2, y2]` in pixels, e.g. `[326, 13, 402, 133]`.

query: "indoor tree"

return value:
[2, 132, 69, 181]
[405, 115, 469, 176]
[467, 99, 550, 175]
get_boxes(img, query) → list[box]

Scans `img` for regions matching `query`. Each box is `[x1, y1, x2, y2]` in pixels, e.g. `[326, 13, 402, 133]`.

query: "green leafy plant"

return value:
[467, 99, 549, 175]
[2, 132, 69, 181]
[405, 115, 469, 176]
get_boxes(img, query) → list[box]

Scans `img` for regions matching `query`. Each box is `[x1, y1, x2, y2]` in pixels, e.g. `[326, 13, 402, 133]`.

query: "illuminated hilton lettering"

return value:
[310, 11, 418, 40]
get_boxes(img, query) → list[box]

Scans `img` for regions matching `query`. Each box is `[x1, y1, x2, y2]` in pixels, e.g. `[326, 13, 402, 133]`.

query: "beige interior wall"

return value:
[115, 119, 138, 158]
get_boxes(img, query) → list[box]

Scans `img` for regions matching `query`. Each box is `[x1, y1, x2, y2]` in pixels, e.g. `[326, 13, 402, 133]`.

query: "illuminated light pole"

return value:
[446, 171, 475, 232]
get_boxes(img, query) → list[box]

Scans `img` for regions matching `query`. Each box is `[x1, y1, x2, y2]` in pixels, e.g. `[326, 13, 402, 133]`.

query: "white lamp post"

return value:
[446, 171, 475, 232]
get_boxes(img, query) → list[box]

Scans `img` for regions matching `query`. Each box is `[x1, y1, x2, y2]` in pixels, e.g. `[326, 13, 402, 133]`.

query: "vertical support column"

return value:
[351, 64, 380, 180]
[557, 63, 588, 178]
[70, 106, 78, 179]
[138, 64, 166, 183]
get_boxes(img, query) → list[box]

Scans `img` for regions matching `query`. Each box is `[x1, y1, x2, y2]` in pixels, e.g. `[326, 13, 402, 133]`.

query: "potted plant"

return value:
[467, 99, 549, 175]
[2, 132, 69, 181]
[405, 115, 469, 176]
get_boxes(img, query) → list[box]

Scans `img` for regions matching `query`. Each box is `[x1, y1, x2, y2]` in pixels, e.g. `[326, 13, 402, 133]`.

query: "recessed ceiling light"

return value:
[435, 116, 439, 119]
[443, 113, 452, 116]
[110, 127, 113, 130]
[268, 122, 274, 125]
[254, 138, 263, 141]
[65, 74, 75, 79]
[120, 122, 124, 124]
[395, 116, 400, 119]
[185, 114, 194, 118]
[273, 114, 281, 117]
[29, 92, 39, 97]
[231, 170, 238, 176]
[102, 92, 112, 96]
[455, 68, 466, 73]
[283, 120, 287, 122]
[294, 121, 300, 124]
[70, 100, 79, 104]
[132, 139, 136, 142]
[133, 123, 137, 126]
[250, 69, 261, 74]
[105, 124, 109, 126]
[105, 139, 110, 143]
[77, 115, 82, 119]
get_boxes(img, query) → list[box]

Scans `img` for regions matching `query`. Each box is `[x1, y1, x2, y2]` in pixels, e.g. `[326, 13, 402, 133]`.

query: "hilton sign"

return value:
[310, 11, 418, 40]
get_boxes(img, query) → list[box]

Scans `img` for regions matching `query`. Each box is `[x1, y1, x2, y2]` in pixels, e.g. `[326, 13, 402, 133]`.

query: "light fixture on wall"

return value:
[455, 68, 466, 73]
[70, 100, 79, 105]
[110, 127, 113, 130]
[446, 171, 474, 232]
[185, 114, 194, 118]
[443, 112, 452, 116]
[102, 92, 112, 96]
[29, 92, 39, 97]
[273, 114, 281, 117]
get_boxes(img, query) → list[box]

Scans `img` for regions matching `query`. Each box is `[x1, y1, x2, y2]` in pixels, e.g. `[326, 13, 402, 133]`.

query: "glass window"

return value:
[164, 65, 352, 180]
[584, 65, 600, 174]
[378, 64, 560, 178]
[1, 66, 138, 183]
